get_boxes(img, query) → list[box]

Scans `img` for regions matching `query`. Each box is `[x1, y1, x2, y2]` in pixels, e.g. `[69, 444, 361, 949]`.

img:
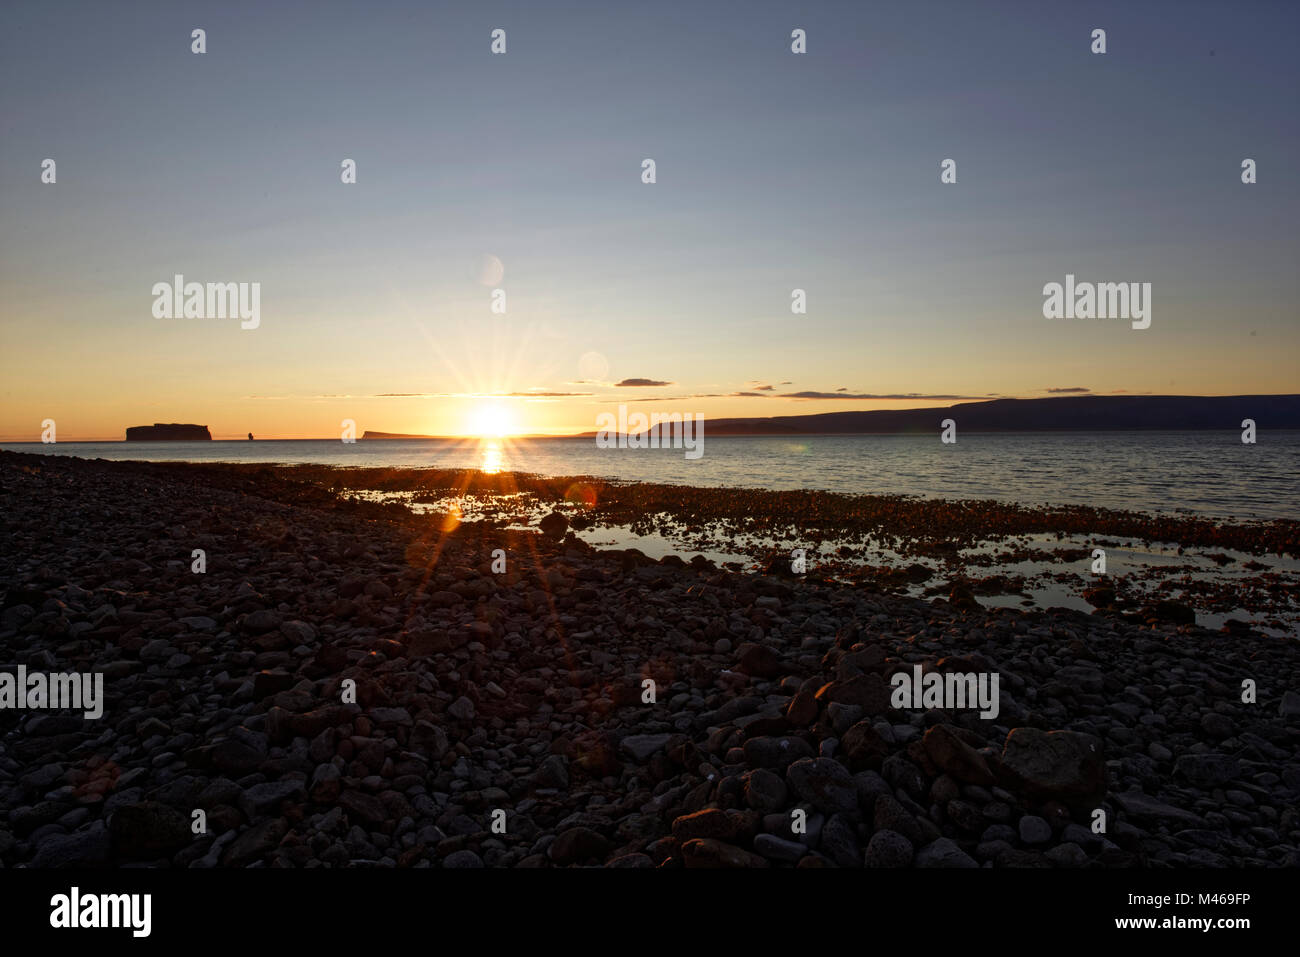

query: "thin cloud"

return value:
[779, 391, 982, 400]
[625, 393, 725, 402]
[1044, 387, 1091, 394]
[615, 378, 673, 387]
[248, 391, 592, 400]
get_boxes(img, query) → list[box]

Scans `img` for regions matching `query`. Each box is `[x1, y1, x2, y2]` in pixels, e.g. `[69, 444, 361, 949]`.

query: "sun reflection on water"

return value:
[479, 440, 503, 474]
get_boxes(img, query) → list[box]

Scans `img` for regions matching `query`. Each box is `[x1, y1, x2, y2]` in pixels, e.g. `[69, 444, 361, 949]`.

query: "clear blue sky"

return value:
[1, 0, 1296, 438]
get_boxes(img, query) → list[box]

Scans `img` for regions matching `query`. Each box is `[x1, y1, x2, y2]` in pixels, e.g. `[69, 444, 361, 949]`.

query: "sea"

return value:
[4, 430, 1297, 521]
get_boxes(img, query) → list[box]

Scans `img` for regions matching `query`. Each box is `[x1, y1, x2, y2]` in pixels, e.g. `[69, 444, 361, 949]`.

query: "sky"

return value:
[1, 0, 1296, 440]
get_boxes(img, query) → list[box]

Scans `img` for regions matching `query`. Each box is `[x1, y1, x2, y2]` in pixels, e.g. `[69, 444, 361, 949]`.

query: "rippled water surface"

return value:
[6, 431, 1297, 520]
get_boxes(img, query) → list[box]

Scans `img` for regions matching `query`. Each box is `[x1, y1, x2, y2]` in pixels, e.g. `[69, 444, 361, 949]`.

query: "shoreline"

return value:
[6, 451, 1298, 632]
[1, 450, 1297, 869]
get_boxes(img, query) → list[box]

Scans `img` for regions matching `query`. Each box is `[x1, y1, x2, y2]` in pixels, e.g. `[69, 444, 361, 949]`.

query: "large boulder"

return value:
[814, 674, 890, 715]
[923, 724, 994, 785]
[998, 728, 1106, 808]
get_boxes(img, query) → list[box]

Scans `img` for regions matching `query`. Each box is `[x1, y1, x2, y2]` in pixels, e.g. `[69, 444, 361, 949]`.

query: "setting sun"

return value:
[466, 402, 518, 438]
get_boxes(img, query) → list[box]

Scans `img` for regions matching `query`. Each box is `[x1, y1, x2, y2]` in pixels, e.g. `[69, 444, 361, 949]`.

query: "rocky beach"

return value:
[1, 449, 1297, 869]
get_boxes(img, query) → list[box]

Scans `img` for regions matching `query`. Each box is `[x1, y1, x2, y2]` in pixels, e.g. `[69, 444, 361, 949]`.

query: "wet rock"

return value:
[539, 512, 568, 540]
[1151, 600, 1195, 624]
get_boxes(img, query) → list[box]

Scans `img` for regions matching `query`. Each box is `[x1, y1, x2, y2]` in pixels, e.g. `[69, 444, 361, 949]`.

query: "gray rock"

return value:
[743, 735, 813, 771]
[280, 620, 316, 643]
[786, 757, 857, 814]
[753, 833, 808, 862]
[620, 733, 672, 762]
[222, 818, 288, 867]
[821, 813, 861, 867]
[915, 837, 978, 868]
[744, 768, 788, 813]
[1018, 814, 1052, 844]
[370, 707, 412, 727]
[534, 754, 569, 790]
[1000, 728, 1106, 806]
[32, 823, 112, 867]
[1174, 753, 1240, 789]
[244, 609, 281, 633]
[238, 780, 305, 819]
[1200, 713, 1233, 740]
[873, 794, 924, 846]
[447, 696, 476, 721]
[109, 802, 191, 858]
[138, 638, 174, 662]
[863, 829, 913, 868]
[549, 826, 611, 865]
[1114, 790, 1202, 826]
[309, 763, 342, 802]
[443, 849, 484, 868]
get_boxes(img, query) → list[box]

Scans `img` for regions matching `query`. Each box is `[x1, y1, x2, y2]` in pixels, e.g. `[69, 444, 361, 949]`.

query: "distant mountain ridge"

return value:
[360, 396, 1300, 440]
[691, 395, 1300, 435]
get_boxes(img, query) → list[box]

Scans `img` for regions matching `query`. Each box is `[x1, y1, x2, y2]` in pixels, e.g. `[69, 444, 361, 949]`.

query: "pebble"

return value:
[0, 450, 1293, 873]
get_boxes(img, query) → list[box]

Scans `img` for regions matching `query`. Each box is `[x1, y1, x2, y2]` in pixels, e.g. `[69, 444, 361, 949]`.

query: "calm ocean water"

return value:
[5, 431, 1297, 521]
